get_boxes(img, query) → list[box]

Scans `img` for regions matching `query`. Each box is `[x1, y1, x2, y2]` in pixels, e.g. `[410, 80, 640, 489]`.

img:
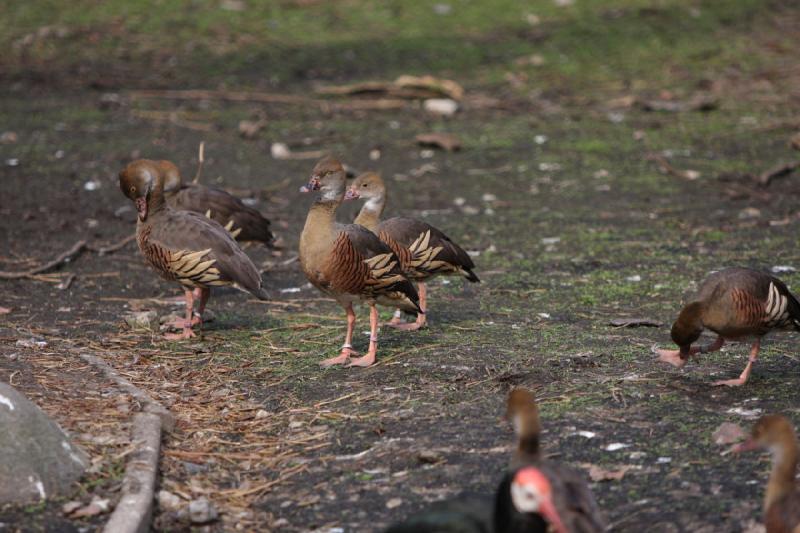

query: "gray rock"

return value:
[0, 382, 88, 503]
[188, 497, 218, 524]
[125, 310, 159, 331]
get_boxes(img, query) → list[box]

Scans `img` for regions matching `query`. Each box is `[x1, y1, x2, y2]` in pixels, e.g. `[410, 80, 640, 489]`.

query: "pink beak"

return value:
[730, 437, 759, 454]
[300, 176, 321, 193]
[135, 197, 148, 221]
[344, 187, 360, 201]
[539, 498, 567, 533]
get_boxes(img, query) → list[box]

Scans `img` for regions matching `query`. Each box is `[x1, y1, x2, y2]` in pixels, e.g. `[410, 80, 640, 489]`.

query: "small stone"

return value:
[433, 3, 451, 15]
[158, 490, 182, 511]
[417, 450, 444, 464]
[255, 409, 270, 419]
[0, 132, 18, 144]
[272, 518, 290, 528]
[423, 98, 458, 116]
[738, 207, 761, 220]
[189, 498, 218, 524]
[124, 311, 158, 331]
[182, 461, 208, 475]
[270, 142, 291, 160]
[605, 443, 631, 452]
[386, 498, 403, 509]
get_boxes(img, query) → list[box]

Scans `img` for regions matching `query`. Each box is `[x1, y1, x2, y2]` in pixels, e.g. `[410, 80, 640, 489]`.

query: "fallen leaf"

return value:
[0, 306, 11, 314]
[586, 464, 632, 482]
[713, 422, 746, 446]
[62, 501, 82, 515]
[415, 133, 462, 152]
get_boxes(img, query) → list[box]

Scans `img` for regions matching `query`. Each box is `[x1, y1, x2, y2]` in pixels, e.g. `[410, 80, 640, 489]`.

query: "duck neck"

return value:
[354, 194, 385, 232]
[765, 434, 799, 512]
[513, 411, 541, 464]
[301, 194, 342, 259]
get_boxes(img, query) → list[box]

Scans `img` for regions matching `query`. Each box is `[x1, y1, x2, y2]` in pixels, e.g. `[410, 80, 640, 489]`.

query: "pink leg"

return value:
[655, 336, 724, 368]
[386, 283, 427, 331]
[164, 289, 197, 340]
[349, 304, 378, 367]
[166, 287, 205, 328]
[320, 303, 358, 368]
[713, 339, 759, 387]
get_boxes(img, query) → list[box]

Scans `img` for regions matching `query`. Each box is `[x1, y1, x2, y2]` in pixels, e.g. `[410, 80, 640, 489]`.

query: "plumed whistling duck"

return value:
[119, 159, 269, 339]
[298, 157, 421, 368]
[159, 160, 275, 246]
[656, 267, 800, 386]
[732, 414, 800, 532]
[344, 171, 479, 331]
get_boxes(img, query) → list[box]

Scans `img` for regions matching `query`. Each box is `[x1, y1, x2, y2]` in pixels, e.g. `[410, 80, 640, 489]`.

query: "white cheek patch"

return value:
[364, 197, 382, 212]
[320, 187, 340, 202]
[510, 482, 542, 513]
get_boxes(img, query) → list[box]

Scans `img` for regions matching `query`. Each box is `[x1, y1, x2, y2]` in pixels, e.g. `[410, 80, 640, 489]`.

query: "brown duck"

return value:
[344, 171, 479, 330]
[505, 388, 606, 532]
[732, 415, 800, 532]
[656, 267, 800, 386]
[299, 157, 421, 368]
[158, 160, 275, 246]
[119, 159, 269, 339]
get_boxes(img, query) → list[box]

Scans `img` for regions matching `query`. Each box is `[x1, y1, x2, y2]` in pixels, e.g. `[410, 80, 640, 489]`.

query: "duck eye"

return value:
[130, 185, 136, 194]
[362, 183, 368, 187]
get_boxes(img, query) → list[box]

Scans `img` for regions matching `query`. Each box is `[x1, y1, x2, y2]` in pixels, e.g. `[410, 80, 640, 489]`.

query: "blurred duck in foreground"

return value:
[119, 159, 268, 339]
[385, 389, 604, 533]
[732, 415, 800, 532]
[298, 157, 421, 368]
[345, 171, 479, 331]
[160, 160, 276, 247]
[656, 267, 800, 386]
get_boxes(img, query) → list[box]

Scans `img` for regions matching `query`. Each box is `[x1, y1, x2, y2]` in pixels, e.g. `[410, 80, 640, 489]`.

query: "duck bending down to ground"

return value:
[345, 171, 479, 330]
[505, 388, 606, 532]
[119, 159, 269, 339]
[159, 160, 275, 246]
[655, 267, 800, 386]
[732, 415, 800, 532]
[298, 157, 421, 368]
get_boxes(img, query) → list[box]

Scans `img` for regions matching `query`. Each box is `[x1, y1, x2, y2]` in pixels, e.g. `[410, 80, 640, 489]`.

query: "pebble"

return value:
[189, 498, 218, 524]
[423, 98, 458, 116]
[157, 490, 182, 511]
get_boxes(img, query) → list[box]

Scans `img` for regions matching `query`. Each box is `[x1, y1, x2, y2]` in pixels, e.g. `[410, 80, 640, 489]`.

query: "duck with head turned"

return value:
[299, 157, 421, 368]
[731, 415, 800, 533]
[656, 267, 800, 386]
[345, 171, 479, 331]
[119, 159, 269, 339]
[160, 161, 275, 247]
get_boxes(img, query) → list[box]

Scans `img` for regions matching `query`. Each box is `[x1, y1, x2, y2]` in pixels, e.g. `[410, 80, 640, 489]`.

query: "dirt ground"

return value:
[2, 1, 800, 531]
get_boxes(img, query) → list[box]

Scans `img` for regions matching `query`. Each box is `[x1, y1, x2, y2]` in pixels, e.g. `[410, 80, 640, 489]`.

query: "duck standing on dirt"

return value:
[731, 415, 800, 532]
[344, 171, 479, 330]
[298, 157, 421, 368]
[655, 267, 800, 386]
[505, 388, 606, 532]
[159, 160, 276, 247]
[119, 159, 269, 339]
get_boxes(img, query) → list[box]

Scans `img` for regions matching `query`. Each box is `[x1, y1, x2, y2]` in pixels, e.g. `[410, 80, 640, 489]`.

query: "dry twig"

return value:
[0, 240, 86, 279]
